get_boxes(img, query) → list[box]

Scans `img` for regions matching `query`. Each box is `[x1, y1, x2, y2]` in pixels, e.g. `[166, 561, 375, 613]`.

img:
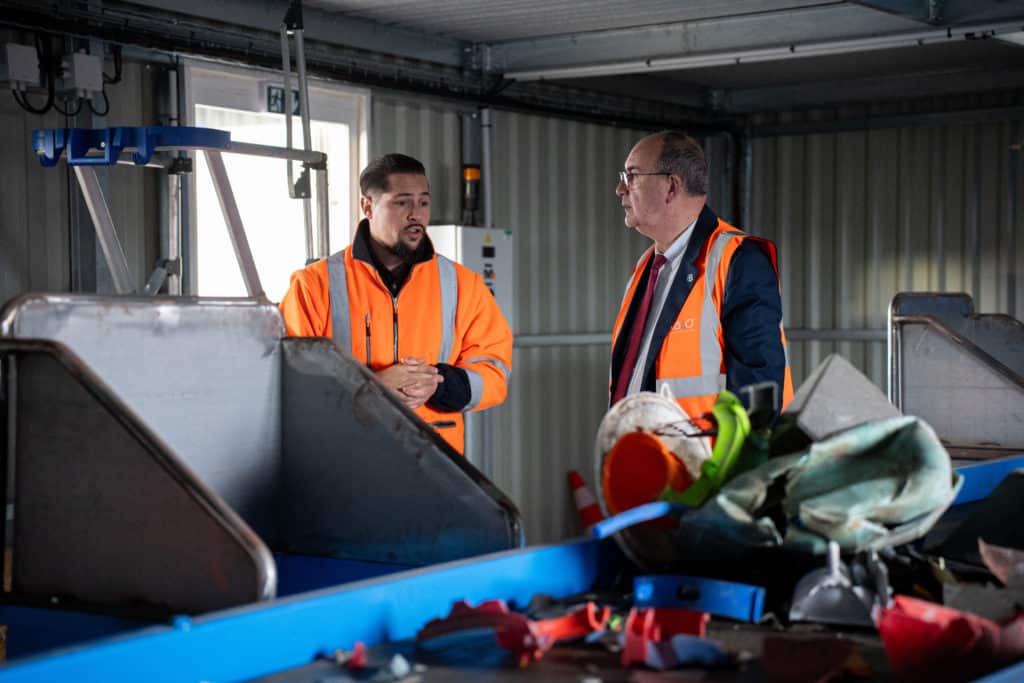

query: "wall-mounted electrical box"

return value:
[64, 51, 103, 98]
[4, 43, 40, 89]
[430, 225, 515, 333]
[429, 225, 515, 475]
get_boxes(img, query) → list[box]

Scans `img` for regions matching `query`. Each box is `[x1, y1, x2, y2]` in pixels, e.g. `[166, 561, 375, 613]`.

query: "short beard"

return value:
[386, 239, 412, 259]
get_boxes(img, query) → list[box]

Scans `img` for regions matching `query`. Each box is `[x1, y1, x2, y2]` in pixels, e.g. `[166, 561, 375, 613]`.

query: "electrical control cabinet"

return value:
[429, 225, 515, 333]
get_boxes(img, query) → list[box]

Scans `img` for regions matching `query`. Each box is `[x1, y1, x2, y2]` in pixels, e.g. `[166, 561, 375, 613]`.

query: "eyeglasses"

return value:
[618, 170, 670, 187]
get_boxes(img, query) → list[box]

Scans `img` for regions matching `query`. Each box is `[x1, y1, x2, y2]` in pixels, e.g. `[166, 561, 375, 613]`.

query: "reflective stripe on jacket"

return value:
[279, 224, 512, 454]
[611, 206, 794, 419]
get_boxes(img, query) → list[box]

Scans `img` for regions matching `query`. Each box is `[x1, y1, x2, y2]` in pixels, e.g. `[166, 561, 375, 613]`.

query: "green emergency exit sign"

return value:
[266, 86, 301, 115]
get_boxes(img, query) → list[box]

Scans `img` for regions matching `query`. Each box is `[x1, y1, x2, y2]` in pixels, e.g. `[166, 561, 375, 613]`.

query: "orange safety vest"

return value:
[611, 213, 794, 420]
[279, 224, 512, 454]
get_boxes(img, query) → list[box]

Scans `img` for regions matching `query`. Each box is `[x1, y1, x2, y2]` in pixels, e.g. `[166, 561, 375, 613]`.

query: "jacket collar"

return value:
[681, 205, 720, 269]
[350, 218, 435, 266]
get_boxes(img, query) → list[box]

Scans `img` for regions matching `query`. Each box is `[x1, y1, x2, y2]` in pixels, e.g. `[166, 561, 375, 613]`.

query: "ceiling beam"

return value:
[503, 18, 1024, 81]
[488, 3, 922, 77]
[730, 65, 1024, 113]
[750, 103, 1024, 137]
[850, 0, 1024, 26]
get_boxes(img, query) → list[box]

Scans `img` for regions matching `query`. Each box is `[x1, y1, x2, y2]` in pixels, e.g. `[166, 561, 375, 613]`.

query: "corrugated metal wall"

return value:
[751, 114, 1024, 390]
[488, 111, 649, 544]
[0, 94, 67, 305]
[372, 95, 466, 225]
[0, 55, 160, 306]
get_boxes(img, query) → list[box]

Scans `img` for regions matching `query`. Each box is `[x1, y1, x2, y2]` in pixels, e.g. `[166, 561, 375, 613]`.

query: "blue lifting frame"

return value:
[30, 125, 330, 297]
[32, 126, 230, 167]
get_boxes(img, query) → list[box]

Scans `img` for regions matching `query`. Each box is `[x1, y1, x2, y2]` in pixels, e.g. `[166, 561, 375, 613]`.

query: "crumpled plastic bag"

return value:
[678, 416, 962, 555]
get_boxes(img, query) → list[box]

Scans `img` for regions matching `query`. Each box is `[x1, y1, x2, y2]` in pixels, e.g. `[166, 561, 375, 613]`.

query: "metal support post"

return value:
[295, 30, 315, 263]
[3, 356, 14, 593]
[280, 26, 295, 199]
[203, 150, 265, 299]
[315, 167, 329, 258]
[281, 1, 316, 264]
[481, 108, 495, 229]
[72, 165, 137, 294]
[166, 170, 183, 295]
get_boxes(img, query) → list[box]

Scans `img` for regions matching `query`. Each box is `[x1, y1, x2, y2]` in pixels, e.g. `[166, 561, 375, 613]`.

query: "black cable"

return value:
[54, 95, 83, 117]
[102, 44, 122, 85]
[87, 90, 110, 117]
[12, 89, 50, 114]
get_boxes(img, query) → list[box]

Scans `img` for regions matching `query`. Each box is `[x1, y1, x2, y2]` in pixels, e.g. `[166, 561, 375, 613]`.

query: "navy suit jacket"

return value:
[610, 205, 787, 407]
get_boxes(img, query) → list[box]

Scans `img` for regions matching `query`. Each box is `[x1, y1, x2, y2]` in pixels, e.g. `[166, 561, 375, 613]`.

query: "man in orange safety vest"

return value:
[279, 153, 512, 454]
[610, 131, 793, 419]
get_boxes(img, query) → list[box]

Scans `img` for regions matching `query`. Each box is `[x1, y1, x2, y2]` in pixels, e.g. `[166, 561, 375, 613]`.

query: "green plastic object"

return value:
[661, 390, 751, 507]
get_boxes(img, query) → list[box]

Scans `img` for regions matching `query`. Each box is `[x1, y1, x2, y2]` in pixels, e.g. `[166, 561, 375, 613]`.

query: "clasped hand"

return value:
[376, 357, 443, 409]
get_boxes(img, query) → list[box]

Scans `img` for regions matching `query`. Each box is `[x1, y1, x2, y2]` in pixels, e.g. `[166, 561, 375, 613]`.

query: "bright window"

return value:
[186, 62, 368, 301]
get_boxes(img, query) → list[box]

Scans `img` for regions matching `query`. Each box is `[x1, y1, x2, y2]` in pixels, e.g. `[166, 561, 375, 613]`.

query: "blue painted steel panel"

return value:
[274, 554, 412, 597]
[0, 606, 150, 661]
[591, 502, 688, 538]
[974, 660, 1024, 683]
[0, 540, 604, 682]
[952, 456, 1024, 505]
[634, 575, 765, 623]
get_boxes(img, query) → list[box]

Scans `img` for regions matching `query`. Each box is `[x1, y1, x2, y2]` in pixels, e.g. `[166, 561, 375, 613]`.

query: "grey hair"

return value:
[655, 130, 708, 197]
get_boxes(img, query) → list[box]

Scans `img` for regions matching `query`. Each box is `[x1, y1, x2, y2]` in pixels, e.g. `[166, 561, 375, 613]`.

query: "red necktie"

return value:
[612, 254, 668, 405]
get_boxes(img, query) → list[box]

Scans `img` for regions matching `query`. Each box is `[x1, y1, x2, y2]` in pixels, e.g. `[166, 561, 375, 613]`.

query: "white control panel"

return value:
[429, 225, 515, 333]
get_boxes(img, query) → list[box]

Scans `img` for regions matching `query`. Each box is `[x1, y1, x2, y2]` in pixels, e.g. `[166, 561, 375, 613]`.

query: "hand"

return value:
[375, 357, 443, 409]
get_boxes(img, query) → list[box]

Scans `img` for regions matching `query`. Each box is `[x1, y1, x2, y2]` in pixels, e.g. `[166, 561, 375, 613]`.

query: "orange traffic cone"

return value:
[601, 431, 693, 524]
[568, 470, 605, 533]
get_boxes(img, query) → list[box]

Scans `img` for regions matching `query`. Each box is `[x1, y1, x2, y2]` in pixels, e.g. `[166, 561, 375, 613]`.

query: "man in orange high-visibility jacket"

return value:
[610, 131, 793, 419]
[279, 153, 512, 454]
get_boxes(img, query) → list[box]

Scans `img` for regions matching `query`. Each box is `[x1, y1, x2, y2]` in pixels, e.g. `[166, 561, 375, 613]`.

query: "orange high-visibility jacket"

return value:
[611, 206, 794, 419]
[279, 221, 512, 453]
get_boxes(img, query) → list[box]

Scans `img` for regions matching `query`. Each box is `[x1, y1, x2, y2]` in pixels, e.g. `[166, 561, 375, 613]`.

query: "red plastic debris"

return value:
[417, 599, 610, 668]
[533, 601, 611, 643]
[330, 641, 367, 670]
[622, 607, 710, 668]
[346, 641, 367, 670]
[878, 595, 1024, 681]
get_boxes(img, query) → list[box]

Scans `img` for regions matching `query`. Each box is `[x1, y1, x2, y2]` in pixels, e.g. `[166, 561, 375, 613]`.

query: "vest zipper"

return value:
[391, 294, 399, 364]
[364, 313, 371, 366]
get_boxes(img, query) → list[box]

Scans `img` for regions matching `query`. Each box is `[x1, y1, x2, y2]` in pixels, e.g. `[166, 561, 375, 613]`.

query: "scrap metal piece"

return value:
[980, 539, 1024, 588]
[772, 353, 900, 455]
[789, 542, 876, 628]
